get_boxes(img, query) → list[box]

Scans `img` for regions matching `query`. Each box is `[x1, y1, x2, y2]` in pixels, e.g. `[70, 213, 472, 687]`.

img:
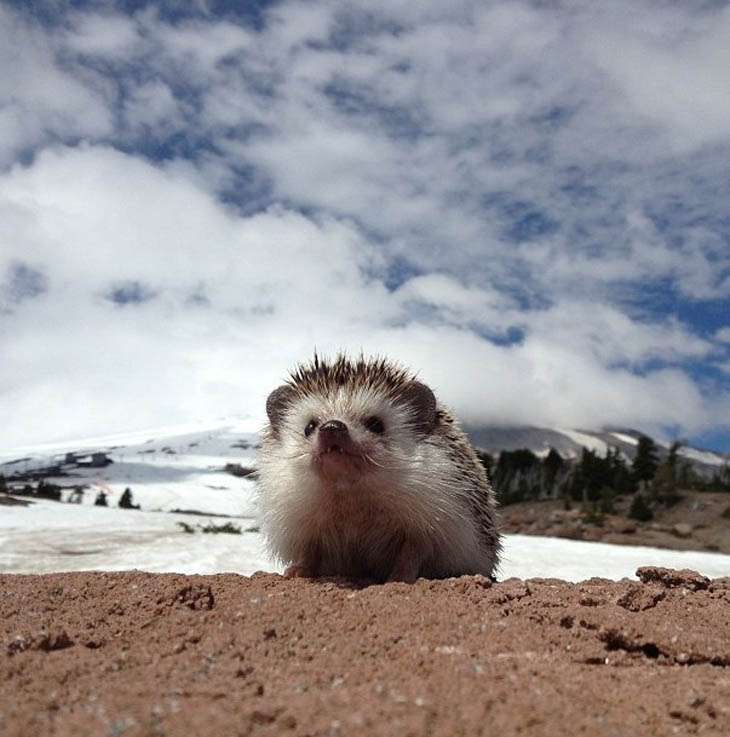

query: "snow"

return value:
[0, 502, 271, 575]
[499, 535, 729, 581]
[556, 429, 608, 457]
[0, 417, 263, 462]
[1, 500, 728, 582]
[610, 432, 639, 446]
[678, 446, 726, 467]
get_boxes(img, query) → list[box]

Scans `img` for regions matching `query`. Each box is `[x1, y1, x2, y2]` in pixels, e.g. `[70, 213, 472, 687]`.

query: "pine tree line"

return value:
[477, 435, 730, 518]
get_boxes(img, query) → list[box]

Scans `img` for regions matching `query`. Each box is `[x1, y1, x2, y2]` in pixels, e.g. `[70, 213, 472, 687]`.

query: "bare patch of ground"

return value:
[502, 491, 730, 554]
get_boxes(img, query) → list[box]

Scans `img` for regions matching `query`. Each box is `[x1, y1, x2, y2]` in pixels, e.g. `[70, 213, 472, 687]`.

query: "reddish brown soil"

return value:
[2, 568, 730, 736]
[502, 491, 730, 554]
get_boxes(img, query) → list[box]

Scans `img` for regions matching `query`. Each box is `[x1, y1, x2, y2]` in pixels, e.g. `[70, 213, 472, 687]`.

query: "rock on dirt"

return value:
[1, 568, 730, 736]
[672, 522, 693, 538]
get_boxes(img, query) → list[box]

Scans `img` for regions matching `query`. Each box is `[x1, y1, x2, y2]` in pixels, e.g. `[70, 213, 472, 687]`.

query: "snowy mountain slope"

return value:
[464, 425, 728, 473]
[2, 420, 727, 511]
[0, 418, 262, 516]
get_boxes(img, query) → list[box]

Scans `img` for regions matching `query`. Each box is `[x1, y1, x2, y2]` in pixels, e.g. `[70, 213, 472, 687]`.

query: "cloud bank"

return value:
[1, 1, 729, 450]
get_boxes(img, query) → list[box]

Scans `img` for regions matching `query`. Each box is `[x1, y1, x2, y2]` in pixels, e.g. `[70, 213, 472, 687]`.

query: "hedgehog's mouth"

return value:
[314, 443, 367, 475]
[318, 444, 358, 460]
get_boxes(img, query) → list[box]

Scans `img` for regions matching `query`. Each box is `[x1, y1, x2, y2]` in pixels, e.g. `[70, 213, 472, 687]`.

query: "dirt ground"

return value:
[2, 568, 730, 737]
[502, 491, 730, 554]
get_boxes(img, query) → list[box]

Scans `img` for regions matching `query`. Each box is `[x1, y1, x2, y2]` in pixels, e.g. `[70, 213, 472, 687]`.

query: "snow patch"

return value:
[610, 432, 639, 445]
[555, 429, 608, 457]
[678, 446, 726, 467]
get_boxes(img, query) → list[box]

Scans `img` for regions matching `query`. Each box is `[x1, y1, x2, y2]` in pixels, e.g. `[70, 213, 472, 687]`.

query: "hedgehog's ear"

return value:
[401, 381, 437, 434]
[266, 385, 296, 431]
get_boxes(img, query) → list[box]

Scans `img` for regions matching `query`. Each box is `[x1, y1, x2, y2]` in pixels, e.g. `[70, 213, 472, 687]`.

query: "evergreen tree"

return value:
[721, 464, 730, 490]
[598, 485, 615, 515]
[651, 441, 681, 505]
[119, 487, 140, 509]
[632, 435, 659, 489]
[36, 480, 62, 501]
[709, 463, 730, 492]
[667, 440, 681, 468]
[543, 448, 563, 477]
[571, 448, 616, 502]
[542, 448, 564, 497]
[491, 448, 541, 504]
[677, 457, 696, 489]
[608, 448, 637, 496]
[628, 493, 653, 522]
[0, 473, 6, 494]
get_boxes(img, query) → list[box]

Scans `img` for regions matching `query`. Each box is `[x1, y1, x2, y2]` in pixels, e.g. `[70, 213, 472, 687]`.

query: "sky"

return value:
[1, 0, 730, 452]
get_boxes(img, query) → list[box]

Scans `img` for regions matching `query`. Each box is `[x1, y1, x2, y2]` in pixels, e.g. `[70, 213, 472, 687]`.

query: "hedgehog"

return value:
[256, 354, 501, 583]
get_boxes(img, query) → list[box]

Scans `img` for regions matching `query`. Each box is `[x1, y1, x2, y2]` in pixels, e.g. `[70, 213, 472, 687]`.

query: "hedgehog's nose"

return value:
[319, 419, 348, 436]
[318, 420, 349, 454]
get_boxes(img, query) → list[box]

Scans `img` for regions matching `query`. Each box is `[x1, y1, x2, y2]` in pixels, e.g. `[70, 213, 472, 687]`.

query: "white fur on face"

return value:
[256, 386, 495, 580]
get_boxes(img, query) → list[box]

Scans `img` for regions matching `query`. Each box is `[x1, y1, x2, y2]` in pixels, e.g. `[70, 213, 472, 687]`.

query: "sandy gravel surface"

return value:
[2, 568, 730, 736]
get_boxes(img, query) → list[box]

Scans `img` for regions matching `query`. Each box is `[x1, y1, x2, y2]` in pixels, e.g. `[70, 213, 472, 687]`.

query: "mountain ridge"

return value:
[2, 420, 728, 482]
[464, 424, 728, 476]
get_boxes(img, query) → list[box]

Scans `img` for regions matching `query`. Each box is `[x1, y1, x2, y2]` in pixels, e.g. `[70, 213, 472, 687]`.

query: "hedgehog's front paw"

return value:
[283, 565, 316, 578]
[387, 539, 426, 583]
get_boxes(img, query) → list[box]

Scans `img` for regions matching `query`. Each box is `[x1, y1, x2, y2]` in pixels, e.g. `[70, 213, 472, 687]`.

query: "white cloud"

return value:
[0, 6, 112, 167]
[64, 11, 141, 58]
[2, 142, 725, 448]
[151, 14, 255, 70]
[122, 80, 182, 134]
[527, 303, 713, 367]
[716, 327, 730, 344]
[587, 6, 730, 153]
[0, 146, 388, 314]
[1, 2, 730, 449]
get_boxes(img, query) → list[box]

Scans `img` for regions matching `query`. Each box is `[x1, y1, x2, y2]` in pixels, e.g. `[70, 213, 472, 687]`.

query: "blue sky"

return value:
[1, 0, 730, 451]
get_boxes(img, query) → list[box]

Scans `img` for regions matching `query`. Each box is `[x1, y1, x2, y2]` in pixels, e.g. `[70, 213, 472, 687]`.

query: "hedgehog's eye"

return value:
[304, 419, 319, 437]
[364, 416, 385, 434]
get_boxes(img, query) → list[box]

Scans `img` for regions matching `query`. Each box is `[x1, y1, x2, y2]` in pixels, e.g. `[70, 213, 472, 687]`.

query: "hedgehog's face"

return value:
[265, 382, 437, 484]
